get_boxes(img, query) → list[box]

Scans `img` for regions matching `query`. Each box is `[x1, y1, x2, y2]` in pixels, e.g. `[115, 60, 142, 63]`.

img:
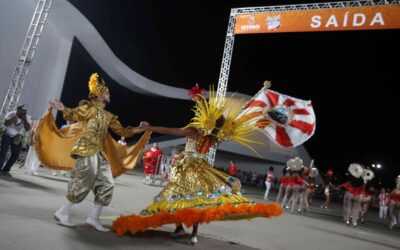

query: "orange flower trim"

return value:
[112, 203, 282, 236]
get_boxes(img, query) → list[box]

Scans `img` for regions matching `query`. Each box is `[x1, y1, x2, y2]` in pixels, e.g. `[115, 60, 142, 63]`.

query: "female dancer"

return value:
[341, 164, 365, 227]
[281, 157, 303, 213]
[276, 168, 288, 203]
[360, 184, 374, 222]
[304, 168, 318, 209]
[360, 169, 375, 224]
[389, 175, 400, 230]
[112, 91, 282, 245]
[321, 171, 336, 209]
[293, 167, 307, 213]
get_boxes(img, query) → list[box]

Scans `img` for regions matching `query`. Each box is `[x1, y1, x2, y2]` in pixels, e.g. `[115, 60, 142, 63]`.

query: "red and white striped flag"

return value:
[242, 88, 316, 148]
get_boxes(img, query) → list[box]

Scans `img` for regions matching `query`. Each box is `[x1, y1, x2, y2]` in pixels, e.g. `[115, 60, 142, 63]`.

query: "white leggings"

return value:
[264, 181, 272, 199]
[379, 206, 388, 219]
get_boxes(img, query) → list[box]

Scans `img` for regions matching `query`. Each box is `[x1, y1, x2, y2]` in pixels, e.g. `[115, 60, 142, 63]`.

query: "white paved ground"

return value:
[0, 166, 399, 250]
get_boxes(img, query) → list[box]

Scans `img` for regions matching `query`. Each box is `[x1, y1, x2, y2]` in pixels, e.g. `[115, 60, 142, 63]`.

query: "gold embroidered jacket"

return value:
[62, 100, 143, 158]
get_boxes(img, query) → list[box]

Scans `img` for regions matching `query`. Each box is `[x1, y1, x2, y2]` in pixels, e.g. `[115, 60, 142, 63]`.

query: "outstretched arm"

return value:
[49, 100, 91, 122]
[140, 122, 198, 139]
[109, 116, 144, 138]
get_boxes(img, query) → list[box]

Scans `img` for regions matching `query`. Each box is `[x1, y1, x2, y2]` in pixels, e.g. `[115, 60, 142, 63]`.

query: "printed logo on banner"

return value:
[266, 15, 281, 30]
[249, 16, 256, 24]
[240, 16, 260, 31]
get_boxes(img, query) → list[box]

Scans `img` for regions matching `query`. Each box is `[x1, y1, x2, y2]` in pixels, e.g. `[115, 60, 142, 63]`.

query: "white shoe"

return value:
[346, 220, 350, 226]
[33, 172, 38, 176]
[52, 172, 57, 176]
[189, 236, 197, 245]
[54, 209, 75, 227]
[86, 217, 110, 232]
[353, 222, 357, 227]
[170, 228, 186, 237]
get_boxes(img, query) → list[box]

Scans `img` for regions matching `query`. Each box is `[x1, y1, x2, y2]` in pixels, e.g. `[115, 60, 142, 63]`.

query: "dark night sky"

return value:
[65, 0, 399, 187]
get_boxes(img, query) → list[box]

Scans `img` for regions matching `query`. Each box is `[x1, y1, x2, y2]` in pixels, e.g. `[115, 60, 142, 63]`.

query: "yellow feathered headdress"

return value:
[88, 73, 109, 100]
[187, 87, 268, 155]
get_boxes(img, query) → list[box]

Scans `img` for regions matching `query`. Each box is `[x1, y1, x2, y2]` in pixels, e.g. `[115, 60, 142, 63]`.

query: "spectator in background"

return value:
[228, 160, 238, 177]
[236, 170, 245, 182]
[244, 171, 250, 183]
[256, 174, 264, 187]
[0, 104, 31, 177]
[264, 166, 275, 200]
[251, 171, 258, 185]
[327, 169, 333, 179]
[143, 142, 163, 175]
[378, 188, 390, 220]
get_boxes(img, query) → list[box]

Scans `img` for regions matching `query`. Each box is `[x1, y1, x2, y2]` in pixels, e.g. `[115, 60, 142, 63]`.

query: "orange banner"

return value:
[234, 5, 400, 34]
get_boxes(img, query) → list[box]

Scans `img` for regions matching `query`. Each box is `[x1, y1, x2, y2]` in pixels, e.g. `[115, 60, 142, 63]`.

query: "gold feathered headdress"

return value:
[88, 73, 109, 100]
[187, 87, 268, 155]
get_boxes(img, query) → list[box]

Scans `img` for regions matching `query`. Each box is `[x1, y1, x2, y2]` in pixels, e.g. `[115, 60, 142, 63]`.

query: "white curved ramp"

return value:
[0, 0, 311, 163]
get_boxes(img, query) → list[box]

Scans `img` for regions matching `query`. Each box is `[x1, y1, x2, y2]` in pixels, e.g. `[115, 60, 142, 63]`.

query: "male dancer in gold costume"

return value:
[42, 73, 149, 232]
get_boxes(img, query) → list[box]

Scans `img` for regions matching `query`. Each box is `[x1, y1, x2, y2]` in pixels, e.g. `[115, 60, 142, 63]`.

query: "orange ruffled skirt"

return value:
[112, 156, 282, 236]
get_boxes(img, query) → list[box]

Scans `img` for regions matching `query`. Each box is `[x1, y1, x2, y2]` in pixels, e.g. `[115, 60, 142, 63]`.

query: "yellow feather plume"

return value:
[187, 88, 227, 136]
[187, 88, 268, 156]
[88, 73, 99, 95]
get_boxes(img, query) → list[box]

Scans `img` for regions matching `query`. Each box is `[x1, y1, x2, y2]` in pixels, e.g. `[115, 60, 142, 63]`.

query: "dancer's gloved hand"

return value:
[140, 121, 150, 130]
[49, 100, 65, 111]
